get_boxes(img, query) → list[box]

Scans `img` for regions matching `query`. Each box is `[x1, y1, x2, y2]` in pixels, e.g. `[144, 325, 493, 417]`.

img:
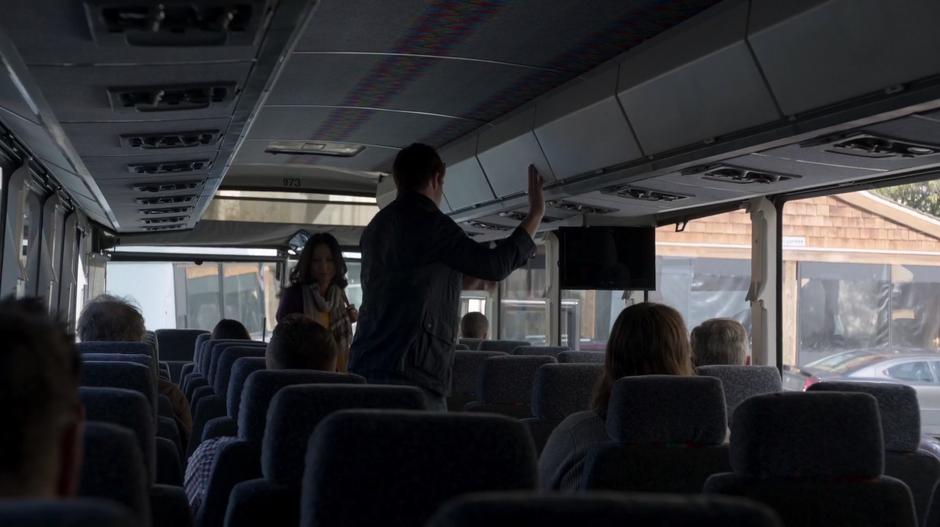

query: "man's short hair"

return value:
[0, 296, 80, 496]
[266, 315, 338, 370]
[77, 294, 145, 342]
[690, 318, 749, 366]
[460, 312, 488, 339]
[393, 143, 445, 192]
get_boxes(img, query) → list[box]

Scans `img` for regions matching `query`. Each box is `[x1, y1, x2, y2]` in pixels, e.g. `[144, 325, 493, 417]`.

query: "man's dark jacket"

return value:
[349, 191, 535, 395]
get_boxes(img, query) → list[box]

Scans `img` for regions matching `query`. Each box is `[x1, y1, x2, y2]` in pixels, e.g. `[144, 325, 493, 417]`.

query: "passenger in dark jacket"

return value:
[349, 143, 545, 410]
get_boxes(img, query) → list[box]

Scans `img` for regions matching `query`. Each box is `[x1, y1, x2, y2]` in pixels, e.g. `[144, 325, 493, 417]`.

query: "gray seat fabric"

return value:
[207, 340, 265, 386]
[227, 357, 268, 420]
[213, 347, 268, 401]
[810, 381, 940, 525]
[464, 355, 556, 418]
[80, 387, 156, 484]
[79, 423, 151, 527]
[197, 370, 365, 527]
[226, 385, 428, 527]
[79, 341, 154, 358]
[428, 492, 784, 527]
[704, 392, 918, 527]
[697, 365, 781, 423]
[557, 351, 605, 364]
[513, 346, 569, 357]
[0, 500, 137, 527]
[479, 340, 531, 354]
[582, 375, 730, 492]
[81, 361, 158, 416]
[300, 410, 537, 527]
[521, 363, 602, 453]
[458, 338, 482, 350]
[156, 329, 209, 361]
[448, 350, 506, 412]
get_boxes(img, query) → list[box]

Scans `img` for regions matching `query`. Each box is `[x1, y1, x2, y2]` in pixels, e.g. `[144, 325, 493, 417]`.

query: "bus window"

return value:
[500, 245, 548, 345]
[20, 187, 42, 297]
[781, 186, 940, 429]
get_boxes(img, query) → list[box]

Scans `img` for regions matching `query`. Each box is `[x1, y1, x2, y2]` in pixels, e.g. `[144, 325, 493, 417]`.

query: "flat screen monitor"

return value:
[557, 226, 655, 290]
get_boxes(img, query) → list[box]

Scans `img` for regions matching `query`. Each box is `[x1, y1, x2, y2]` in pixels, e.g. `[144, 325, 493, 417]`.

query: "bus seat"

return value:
[557, 351, 604, 364]
[299, 410, 537, 527]
[0, 499, 136, 527]
[521, 363, 602, 454]
[513, 346, 568, 357]
[697, 365, 782, 424]
[79, 423, 151, 527]
[80, 387, 156, 485]
[464, 355, 556, 418]
[448, 351, 506, 412]
[582, 376, 730, 492]
[81, 362, 157, 420]
[479, 340, 530, 354]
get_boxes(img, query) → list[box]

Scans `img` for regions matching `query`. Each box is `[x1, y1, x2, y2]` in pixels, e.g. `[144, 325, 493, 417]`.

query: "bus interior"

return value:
[2, 0, 940, 525]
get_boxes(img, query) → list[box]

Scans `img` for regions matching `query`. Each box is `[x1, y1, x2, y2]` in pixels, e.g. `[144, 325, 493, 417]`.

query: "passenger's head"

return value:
[393, 143, 446, 205]
[691, 318, 749, 366]
[211, 319, 251, 340]
[76, 294, 145, 342]
[593, 302, 693, 412]
[460, 312, 488, 340]
[265, 315, 338, 371]
[0, 297, 83, 498]
[290, 232, 349, 290]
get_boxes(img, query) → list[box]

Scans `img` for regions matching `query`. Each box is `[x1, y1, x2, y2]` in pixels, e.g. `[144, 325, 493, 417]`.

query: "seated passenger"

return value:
[77, 294, 193, 444]
[460, 312, 489, 340]
[0, 297, 83, 498]
[184, 315, 338, 512]
[211, 318, 251, 340]
[690, 318, 750, 367]
[538, 302, 694, 490]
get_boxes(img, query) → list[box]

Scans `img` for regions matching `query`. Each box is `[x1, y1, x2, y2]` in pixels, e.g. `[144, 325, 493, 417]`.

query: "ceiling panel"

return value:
[296, 0, 720, 72]
[267, 53, 563, 122]
[247, 106, 479, 148]
[30, 62, 252, 122]
[234, 140, 398, 172]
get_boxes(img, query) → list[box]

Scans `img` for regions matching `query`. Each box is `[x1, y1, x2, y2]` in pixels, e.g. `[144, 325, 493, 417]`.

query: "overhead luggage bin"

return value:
[748, 0, 940, 116]
[617, 1, 780, 156]
[534, 67, 642, 181]
[477, 106, 556, 199]
[441, 135, 495, 212]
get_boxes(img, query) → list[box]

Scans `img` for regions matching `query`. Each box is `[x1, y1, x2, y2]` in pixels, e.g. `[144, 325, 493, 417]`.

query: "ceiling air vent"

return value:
[121, 130, 222, 150]
[604, 185, 691, 202]
[686, 165, 799, 185]
[139, 206, 194, 215]
[265, 140, 365, 158]
[143, 225, 188, 231]
[127, 159, 212, 175]
[136, 195, 198, 206]
[141, 216, 189, 225]
[109, 83, 236, 113]
[463, 220, 511, 232]
[87, 1, 267, 47]
[810, 133, 940, 159]
[498, 210, 561, 223]
[547, 200, 616, 215]
[133, 180, 202, 193]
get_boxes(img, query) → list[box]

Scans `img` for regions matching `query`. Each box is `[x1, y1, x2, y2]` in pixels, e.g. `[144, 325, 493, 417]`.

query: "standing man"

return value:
[350, 143, 544, 410]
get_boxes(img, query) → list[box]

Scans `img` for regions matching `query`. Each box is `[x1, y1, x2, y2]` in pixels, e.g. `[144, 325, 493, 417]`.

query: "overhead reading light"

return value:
[809, 133, 940, 159]
[463, 220, 511, 232]
[684, 165, 799, 185]
[603, 185, 691, 202]
[265, 141, 365, 158]
[546, 200, 616, 215]
[139, 206, 194, 215]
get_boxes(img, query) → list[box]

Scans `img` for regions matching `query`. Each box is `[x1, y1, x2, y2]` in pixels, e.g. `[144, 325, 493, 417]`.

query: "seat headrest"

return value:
[532, 364, 603, 420]
[302, 410, 536, 527]
[696, 366, 781, 422]
[78, 341, 153, 358]
[238, 369, 365, 444]
[557, 351, 605, 364]
[731, 392, 884, 479]
[606, 375, 727, 445]
[427, 492, 783, 527]
[80, 422, 150, 524]
[451, 351, 506, 395]
[263, 384, 427, 485]
[0, 499, 136, 527]
[80, 361, 156, 414]
[809, 381, 920, 452]
[514, 346, 568, 357]
[80, 387, 155, 484]
[479, 356, 556, 405]
[479, 340, 532, 354]
[207, 340, 265, 383]
[213, 346, 267, 397]
[227, 357, 267, 418]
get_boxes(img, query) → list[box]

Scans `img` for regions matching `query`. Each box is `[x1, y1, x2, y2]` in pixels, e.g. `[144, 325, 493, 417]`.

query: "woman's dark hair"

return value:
[592, 302, 694, 413]
[289, 232, 349, 289]
[211, 319, 251, 340]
